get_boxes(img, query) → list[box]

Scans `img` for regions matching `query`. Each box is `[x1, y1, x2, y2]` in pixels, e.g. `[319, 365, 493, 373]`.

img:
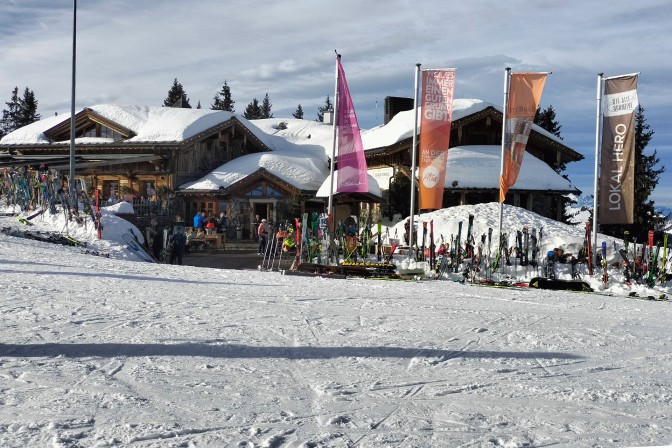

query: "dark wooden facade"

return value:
[1, 103, 585, 231]
[359, 105, 583, 220]
[0, 109, 288, 229]
[180, 168, 322, 240]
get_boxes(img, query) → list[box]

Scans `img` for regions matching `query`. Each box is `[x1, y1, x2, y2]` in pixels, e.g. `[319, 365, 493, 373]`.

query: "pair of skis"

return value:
[123, 229, 157, 263]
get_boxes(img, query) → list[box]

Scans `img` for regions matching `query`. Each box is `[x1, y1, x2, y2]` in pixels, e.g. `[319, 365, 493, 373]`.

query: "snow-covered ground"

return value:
[1, 203, 671, 447]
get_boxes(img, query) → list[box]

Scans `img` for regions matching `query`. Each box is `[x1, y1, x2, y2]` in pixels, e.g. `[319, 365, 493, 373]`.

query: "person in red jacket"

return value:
[205, 212, 217, 235]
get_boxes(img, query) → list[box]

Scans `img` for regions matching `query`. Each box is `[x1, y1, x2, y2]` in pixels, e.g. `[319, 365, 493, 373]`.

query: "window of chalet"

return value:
[463, 121, 488, 145]
[267, 186, 282, 197]
[442, 192, 462, 208]
[243, 182, 285, 198]
[77, 122, 123, 141]
[465, 191, 497, 205]
[189, 201, 216, 220]
[109, 182, 119, 200]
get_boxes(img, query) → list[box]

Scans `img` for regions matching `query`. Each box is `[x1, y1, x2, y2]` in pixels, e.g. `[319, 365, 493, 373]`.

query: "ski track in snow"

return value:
[1, 211, 672, 447]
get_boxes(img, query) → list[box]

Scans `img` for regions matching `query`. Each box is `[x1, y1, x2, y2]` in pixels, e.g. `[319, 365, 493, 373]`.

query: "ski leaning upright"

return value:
[122, 229, 157, 263]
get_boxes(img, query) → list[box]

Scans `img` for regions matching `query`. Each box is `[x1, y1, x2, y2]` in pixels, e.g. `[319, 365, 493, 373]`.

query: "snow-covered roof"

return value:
[0, 113, 65, 145]
[315, 171, 383, 199]
[1, 99, 567, 155]
[253, 100, 500, 155]
[443, 145, 577, 192]
[1, 101, 575, 195]
[181, 144, 570, 195]
[0, 105, 277, 148]
[252, 118, 335, 149]
[179, 147, 329, 192]
[361, 98, 492, 150]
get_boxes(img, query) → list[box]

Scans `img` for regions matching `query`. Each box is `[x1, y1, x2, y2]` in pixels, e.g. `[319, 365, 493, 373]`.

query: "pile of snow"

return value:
[3, 201, 668, 299]
[383, 202, 670, 297]
[0, 201, 148, 262]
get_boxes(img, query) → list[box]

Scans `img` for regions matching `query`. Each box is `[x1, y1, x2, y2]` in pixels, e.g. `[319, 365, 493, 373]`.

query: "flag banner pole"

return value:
[598, 73, 639, 225]
[592, 73, 603, 267]
[335, 56, 368, 194]
[417, 68, 457, 211]
[499, 71, 549, 204]
[498, 67, 511, 242]
[408, 63, 421, 255]
[327, 52, 340, 265]
[327, 52, 340, 217]
[69, 0, 77, 206]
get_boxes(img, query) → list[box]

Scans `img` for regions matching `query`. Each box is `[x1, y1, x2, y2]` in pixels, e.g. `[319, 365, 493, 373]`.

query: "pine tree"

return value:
[18, 87, 41, 127]
[601, 105, 666, 240]
[534, 105, 564, 172]
[316, 95, 333, 122]
[260, 93, 273, 119]
[292, 104, 304, 119]
[1, 87, 22, 136]
[243, 98, 262, 120]
[211, 81, 235, 112]
[1, 86, 40, 136]
[163, 78, 191, 108]
[533, 104, 578, 223]
[632, 105, 666, 232]
[534, 105, 562, 137]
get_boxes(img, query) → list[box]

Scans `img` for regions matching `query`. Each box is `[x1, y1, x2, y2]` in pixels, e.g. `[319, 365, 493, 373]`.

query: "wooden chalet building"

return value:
[360, 98, 583, 220]
[1, 98, 583, 237]
[0, 105, 326, 237]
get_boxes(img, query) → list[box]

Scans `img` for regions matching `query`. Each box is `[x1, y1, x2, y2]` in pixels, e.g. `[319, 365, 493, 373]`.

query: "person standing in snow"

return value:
[148, 218, 164, 261]
[170, 227, 187, 265]
[258, 218, 269, 255]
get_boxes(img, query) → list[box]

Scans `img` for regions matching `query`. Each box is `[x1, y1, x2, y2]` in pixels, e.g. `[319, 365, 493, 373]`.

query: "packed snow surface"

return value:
[0, 203, 671, 447]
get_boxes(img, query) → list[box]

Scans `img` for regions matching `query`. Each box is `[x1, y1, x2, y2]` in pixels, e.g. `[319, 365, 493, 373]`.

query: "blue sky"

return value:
[1, 0, 671, 207]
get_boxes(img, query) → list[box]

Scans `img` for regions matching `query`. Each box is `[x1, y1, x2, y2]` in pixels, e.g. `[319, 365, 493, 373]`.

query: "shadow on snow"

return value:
[0, 268, 279, 287]
[0, 343, 584, 361]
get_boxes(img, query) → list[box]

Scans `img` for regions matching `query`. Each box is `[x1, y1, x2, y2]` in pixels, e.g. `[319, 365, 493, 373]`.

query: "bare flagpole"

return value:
[592, 73, 604, 267]
[497, 67, 511, 243]
[408, 63, 421, 255]
[69, 0, 77, 205]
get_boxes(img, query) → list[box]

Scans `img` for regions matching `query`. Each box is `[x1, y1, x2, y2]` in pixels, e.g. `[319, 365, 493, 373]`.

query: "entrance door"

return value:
[254, 202, 268, 222]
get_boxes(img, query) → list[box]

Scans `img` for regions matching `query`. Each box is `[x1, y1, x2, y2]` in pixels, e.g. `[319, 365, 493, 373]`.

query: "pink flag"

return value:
[336, 57, 368, 193]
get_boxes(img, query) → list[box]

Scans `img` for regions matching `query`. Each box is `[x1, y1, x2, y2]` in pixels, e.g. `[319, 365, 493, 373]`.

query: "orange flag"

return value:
[499, 73, 547, 203]
[418, 69, 456, 210]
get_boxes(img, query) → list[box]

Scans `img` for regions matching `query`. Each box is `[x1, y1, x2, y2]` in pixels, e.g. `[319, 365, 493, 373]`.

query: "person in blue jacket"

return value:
[193, 211, 205, 230]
